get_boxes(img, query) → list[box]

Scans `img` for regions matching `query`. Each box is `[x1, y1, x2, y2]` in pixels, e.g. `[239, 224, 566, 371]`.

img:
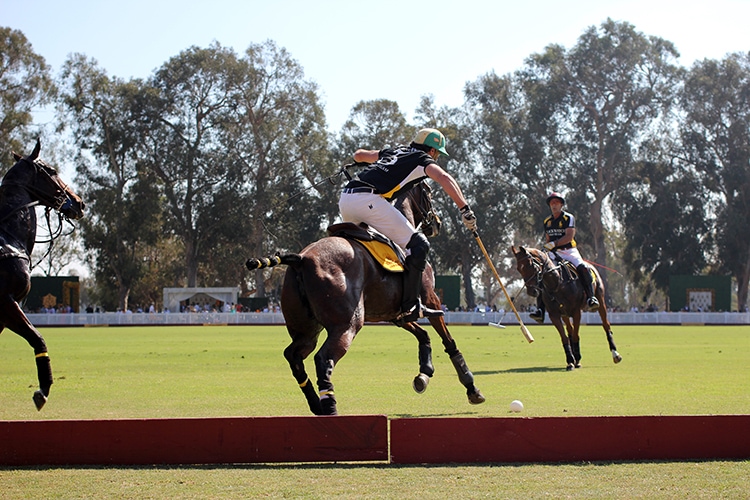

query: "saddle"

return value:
[327, 222, 406, 272]
[551, 257, 596, 287]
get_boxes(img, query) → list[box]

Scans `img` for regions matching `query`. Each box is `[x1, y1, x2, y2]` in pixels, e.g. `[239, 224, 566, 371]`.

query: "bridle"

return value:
[1, 158, 72, 215]
[0, 157, 78, 259]
[516, 251, 544, 295]
[407, 181, 441, 237]
[518, 249, 566, 294]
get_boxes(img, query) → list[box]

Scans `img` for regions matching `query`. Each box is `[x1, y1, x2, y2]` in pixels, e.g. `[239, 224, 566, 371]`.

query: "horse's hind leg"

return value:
[0, 298, 52, 410]
[312, 323, 361, 416]
[598, 305, 622, 363]
[396, 321, 434, 394]
[284, 328, 324, 415]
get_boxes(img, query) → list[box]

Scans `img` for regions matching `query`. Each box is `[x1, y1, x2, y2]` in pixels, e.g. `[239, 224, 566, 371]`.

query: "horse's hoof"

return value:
[413, 373, 430, 394]
[468, 389, 485, 405]
[33, 390, 47, 411]
[612, 350, 622, 363]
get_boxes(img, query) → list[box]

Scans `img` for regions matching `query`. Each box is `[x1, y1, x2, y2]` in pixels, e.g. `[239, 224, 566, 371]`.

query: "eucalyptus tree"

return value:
[411, 96, 484, 308]
[461, 69, 570, 307]
[0, 27, 55, 155]
[678, 52, 750, 310]
[217, 40, 330, 297]
[57, 54, 163, 311]
[618, 154, 712, 304]
[134, 43, 243, 288]
[521, 19, 681, 288]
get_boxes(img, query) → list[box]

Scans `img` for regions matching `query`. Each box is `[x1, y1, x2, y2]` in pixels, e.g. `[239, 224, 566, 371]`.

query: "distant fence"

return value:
[26, 310, 750, 326]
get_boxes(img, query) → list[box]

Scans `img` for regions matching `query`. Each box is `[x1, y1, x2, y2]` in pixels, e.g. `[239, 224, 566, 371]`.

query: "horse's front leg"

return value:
[550, 314, 575, 370]
[396, 321, 434, 394]
[0, 298, 53, 410]
[567, 310, 582, 368]
[427, 316, 485, 405]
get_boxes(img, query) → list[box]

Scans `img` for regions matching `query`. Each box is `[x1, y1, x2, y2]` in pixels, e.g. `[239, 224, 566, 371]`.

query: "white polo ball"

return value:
[509, 400, 524, 412]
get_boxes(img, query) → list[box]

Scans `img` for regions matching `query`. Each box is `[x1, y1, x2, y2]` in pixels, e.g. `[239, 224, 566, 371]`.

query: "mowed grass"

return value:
[1, 324, 749, 498]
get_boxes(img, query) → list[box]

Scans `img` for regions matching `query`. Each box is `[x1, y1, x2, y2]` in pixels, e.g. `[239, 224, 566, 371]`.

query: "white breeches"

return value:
[548, 247, 585, 267]
[339, 192, 415, 249]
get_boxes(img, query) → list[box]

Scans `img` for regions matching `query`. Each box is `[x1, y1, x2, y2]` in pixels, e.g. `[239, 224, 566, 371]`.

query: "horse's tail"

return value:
[245, 253, 302, 271]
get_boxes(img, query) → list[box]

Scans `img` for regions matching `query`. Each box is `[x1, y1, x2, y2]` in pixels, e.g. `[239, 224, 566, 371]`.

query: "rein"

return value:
[0, 158, 78, 265]
[405, 181, 440, 235]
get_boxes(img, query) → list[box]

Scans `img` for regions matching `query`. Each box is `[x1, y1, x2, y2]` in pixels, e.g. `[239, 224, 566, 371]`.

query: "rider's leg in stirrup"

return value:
[529, 296, 545, 323]
[398, 232, 443, 323]
[577, 264, 600, 311]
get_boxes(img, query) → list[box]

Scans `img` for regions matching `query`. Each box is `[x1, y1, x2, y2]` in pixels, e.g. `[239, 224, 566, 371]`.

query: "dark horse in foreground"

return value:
[512, 246, 622, 370]
[247, 181, 484, 415]
[0, 140, 85, 409]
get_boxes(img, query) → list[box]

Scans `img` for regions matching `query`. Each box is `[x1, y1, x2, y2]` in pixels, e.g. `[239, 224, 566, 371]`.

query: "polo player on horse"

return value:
[339, 128, 478, 324]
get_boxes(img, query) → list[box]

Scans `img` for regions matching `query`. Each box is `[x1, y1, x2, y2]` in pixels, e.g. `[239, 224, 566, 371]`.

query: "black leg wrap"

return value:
[571, 341, 582, 367]
[418, 343, 434, 377]
[449, 352, 475, 388]
[35, 354, 53, 396]
[299, 379, 323, 415]
[320, 395, 338, 416]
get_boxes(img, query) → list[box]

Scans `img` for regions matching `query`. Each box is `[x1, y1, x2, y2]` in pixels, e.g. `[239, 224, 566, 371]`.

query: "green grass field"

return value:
[1, 324, 749, 498]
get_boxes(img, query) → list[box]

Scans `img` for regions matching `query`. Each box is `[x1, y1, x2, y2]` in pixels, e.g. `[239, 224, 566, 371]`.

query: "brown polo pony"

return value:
[0, 140, 85, 409]
[512, 246, 622, 370]
[247, 181, 484, 415]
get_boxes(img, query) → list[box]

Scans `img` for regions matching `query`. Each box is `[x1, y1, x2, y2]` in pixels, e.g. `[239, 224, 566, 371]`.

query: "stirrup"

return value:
[395, 302, 443, 325]
[586, 297, 600, 312]
[529, 310, 545, 324]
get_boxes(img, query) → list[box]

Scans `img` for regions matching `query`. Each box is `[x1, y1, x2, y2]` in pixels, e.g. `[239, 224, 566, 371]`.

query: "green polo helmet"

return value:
[413, 128, 449, 157]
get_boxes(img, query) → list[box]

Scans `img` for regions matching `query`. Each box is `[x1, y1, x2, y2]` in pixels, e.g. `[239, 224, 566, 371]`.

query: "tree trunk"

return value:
[118, 283, 130, 313]
[462, 256, 475, 310]
[738, 250, 750, 312]
[589, 193, 610, 303]
[185, 239, 198, 288]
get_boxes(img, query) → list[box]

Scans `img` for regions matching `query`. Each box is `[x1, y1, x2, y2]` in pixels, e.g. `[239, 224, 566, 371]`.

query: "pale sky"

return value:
[3, 0, 749, 132]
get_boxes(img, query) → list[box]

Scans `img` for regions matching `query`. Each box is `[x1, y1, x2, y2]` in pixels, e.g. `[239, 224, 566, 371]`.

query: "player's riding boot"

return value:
[577, 264, 600, 312]
[529, 297, 545, 323]
[397, 233, 443, 324]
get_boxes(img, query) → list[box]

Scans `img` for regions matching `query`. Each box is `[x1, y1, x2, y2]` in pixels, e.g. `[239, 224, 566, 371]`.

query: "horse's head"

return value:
[8, 140, 85, 220]
[397, 181, 442, 238]
[511, 245, 546, 297]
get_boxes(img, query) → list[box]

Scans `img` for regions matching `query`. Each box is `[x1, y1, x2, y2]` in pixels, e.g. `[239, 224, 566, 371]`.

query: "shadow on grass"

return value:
[473, 366, 566, 375]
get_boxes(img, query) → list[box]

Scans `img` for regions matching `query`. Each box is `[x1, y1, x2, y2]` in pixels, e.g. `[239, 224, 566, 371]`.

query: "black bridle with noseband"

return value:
[518, 251, 566, 296]
[0, 158, 78, 260]
[406, 181, 441, 238]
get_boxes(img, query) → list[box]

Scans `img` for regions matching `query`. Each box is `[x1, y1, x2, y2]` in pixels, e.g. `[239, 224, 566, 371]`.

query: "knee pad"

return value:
[406, 232, 430, 263]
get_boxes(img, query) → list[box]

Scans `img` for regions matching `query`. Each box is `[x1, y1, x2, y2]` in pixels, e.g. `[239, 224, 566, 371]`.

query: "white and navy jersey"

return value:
[352, 146, 436, 200]
[543, 210, 577, 249]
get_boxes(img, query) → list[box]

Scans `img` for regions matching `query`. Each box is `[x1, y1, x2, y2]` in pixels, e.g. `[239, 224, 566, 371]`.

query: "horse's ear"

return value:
[29, 138, 41, 160]
[12, 151, 21, 161]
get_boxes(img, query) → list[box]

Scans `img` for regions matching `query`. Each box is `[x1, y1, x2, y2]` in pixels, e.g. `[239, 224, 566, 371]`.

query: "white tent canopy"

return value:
[163, 287, 240, 312]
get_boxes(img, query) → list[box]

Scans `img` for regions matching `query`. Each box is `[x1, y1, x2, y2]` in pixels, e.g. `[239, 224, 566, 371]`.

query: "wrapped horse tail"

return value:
[246, 253, 302, 271]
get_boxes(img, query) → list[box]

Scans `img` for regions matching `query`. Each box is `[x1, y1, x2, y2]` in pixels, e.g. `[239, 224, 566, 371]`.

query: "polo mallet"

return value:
[473, 231, 534, 343]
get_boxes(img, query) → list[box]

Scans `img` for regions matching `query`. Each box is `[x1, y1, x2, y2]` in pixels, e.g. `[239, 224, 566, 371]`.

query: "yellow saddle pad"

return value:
[356, 240, 405, 272]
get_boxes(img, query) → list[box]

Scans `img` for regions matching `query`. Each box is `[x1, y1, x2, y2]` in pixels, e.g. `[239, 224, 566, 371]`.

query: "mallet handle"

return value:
[473, 231, 534, 343]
